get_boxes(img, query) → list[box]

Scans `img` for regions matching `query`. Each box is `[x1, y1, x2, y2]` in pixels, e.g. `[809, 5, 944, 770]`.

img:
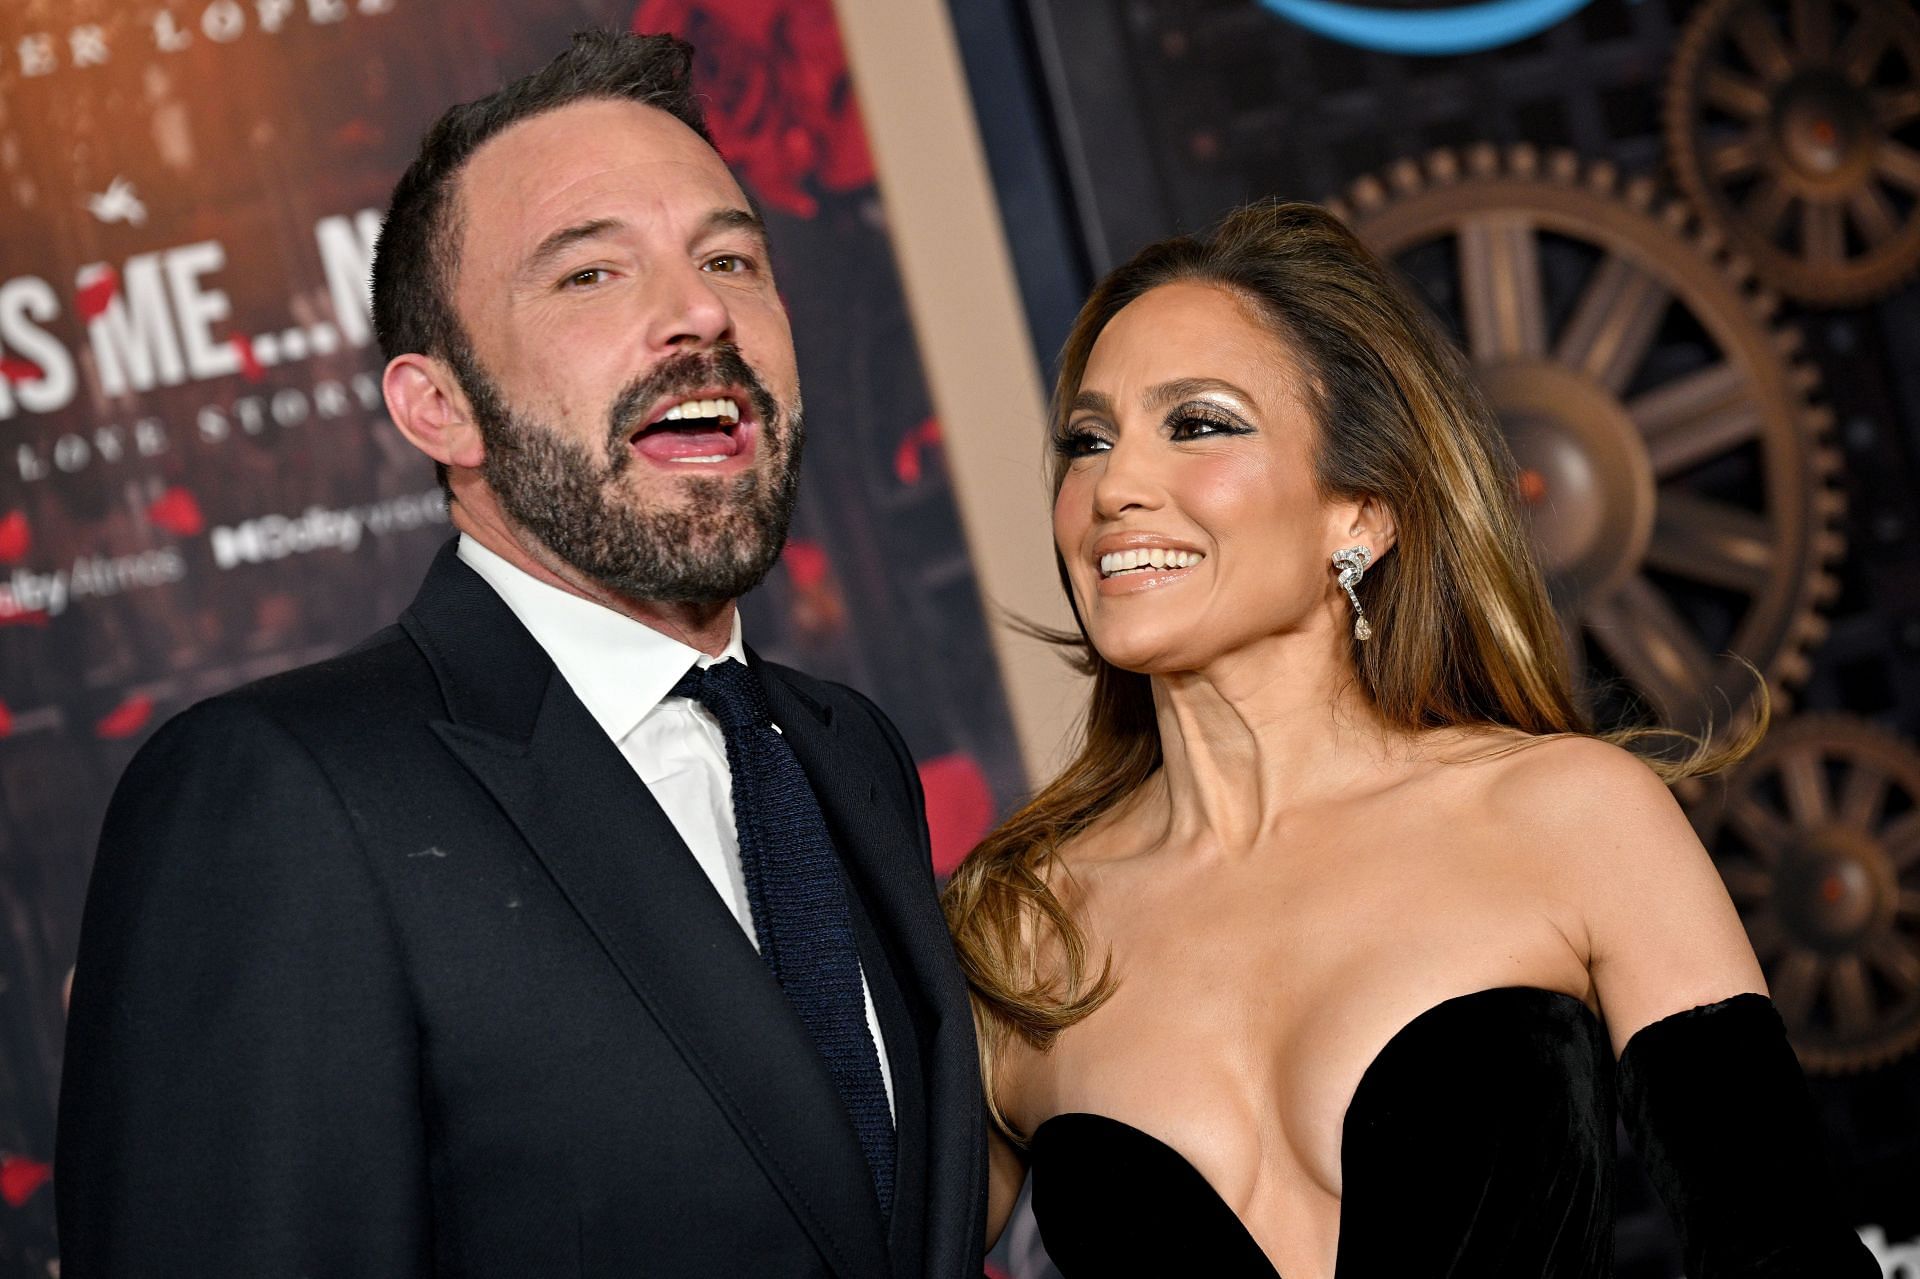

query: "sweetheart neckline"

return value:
[1029, 985, 1601, 1279]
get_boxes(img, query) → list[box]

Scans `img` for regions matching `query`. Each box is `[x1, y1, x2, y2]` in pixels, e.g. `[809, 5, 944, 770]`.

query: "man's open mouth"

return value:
[631, 392, 752, 465]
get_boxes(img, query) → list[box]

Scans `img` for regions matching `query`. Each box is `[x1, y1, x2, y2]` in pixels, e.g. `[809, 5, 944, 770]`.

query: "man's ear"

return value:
[383, 353, 485, 471]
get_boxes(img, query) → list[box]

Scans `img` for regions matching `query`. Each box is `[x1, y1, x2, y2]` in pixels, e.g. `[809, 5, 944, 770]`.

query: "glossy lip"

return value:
[1087, 530, 1207, 595]
[629, 383, 760, 473]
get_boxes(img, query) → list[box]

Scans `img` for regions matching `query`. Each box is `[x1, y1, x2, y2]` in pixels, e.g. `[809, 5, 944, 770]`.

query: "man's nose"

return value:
[647, 262, 733, 351]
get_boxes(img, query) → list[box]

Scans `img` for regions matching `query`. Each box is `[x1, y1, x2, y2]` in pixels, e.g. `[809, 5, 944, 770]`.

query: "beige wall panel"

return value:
[833, 0, 1086, 786]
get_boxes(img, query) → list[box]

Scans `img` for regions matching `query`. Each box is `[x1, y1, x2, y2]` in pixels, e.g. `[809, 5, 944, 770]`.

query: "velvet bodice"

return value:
[1028, 988, 1876, 1278]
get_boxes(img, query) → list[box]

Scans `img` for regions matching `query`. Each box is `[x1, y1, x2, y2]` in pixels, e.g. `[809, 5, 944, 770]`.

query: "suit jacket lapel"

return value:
[401, 544, 892, 1279]
[758, 658, 988, 1278]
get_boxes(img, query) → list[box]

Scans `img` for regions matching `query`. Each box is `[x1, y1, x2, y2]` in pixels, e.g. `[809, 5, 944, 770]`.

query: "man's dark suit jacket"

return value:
[56, 541, 987, 1278]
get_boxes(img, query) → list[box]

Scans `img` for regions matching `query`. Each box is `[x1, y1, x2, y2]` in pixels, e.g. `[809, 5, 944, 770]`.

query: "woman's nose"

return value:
[1090, 437, 1165, 519]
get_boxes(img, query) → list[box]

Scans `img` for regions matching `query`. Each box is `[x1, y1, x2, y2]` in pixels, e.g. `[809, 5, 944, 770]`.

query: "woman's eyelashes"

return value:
[1053, 424, 1111, 458]
[1053, 404, 1251, 458]
[1167, 404, 1250, 440]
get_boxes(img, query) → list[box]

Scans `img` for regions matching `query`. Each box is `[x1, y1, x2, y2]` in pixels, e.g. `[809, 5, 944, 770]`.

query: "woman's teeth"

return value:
[1099, 548, 1202, 578]
[658, 397, 741, 423]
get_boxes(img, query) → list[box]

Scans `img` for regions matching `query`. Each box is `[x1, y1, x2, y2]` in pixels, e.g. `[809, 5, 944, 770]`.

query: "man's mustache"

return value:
[605, 345, 780, 455]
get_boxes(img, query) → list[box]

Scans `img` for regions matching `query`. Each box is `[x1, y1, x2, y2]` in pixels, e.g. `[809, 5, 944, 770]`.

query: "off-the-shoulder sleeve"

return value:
[1617, 993, 1878, 1277]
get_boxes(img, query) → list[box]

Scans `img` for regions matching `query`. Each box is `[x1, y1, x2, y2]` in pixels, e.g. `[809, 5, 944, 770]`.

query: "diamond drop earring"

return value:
[1332, 545, 1374, 641]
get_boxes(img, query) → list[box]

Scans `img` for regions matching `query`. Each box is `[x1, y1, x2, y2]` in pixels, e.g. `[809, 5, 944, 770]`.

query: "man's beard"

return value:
[451, 342, 803, 604]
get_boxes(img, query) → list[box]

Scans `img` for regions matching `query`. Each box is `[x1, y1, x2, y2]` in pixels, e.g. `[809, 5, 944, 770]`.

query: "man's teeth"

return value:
[1099, 548, 1203, 577]
[658, 396, 741, 423]
[669, 455, 729, 464]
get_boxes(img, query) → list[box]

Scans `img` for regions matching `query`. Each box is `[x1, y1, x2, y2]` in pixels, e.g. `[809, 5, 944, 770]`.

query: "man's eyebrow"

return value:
[696, 206, 769, 246]
[1144, 377, 1257, 410]
[521, 218, 625, 279]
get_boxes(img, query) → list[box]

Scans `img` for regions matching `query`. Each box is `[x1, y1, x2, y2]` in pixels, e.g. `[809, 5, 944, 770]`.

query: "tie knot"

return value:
[670, 658, 767, 734]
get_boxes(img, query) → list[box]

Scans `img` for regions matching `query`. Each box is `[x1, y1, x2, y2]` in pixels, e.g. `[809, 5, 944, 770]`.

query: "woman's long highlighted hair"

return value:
[941, 201, 1759, 1140]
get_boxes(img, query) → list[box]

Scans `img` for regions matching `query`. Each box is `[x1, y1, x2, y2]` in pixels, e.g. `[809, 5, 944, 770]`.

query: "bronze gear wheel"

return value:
[1329, 145, 1845, 737]
[1695, 713, 1920, 1071]
[1666, 0, 1920, 307]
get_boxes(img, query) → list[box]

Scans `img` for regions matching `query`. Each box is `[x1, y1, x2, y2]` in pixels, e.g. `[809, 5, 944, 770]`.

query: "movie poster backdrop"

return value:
[0, 1, 1023, 1267]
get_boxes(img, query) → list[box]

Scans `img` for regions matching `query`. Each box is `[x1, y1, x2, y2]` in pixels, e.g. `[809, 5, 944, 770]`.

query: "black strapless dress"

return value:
[1029, 988, 1878, 1277]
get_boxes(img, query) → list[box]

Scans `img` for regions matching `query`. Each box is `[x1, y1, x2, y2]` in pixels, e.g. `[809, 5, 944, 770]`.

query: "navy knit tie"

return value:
[671, 658, 895, 1213]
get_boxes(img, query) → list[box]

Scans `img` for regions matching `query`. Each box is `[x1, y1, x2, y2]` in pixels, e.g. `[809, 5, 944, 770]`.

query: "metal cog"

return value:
[1695, 713, 1920, 1071]
[1329, 145, 1845, 737]
[1666, 0, 1920, 307]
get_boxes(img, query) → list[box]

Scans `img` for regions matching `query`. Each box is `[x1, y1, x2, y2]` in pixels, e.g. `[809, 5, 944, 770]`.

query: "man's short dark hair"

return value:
[371, 30, 713, 372]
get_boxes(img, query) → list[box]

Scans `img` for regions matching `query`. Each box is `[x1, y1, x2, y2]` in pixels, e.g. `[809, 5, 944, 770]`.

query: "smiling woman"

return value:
[941, 201, 1878, 1278]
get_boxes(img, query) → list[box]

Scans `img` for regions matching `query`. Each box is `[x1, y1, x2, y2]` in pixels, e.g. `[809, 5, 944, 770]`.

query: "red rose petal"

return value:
[0, 1155, 50, 1208]
[96, 694, 154, 740]
[0, 511, 29, 564]
[146, 487, 205, 537]
[918, 753, 994, 878]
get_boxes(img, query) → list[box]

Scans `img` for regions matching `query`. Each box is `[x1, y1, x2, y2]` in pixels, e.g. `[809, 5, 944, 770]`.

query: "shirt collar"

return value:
[456, 533, 747, 742]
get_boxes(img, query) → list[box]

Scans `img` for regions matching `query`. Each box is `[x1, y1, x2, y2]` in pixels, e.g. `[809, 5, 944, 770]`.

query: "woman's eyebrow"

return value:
[1144, 377, 1256, 409]
[1069, 389, 1113, 417]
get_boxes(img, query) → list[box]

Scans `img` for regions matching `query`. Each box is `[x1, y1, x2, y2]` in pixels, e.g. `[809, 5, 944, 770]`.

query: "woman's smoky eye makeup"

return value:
[1167, 400, 1251, 439]
[1053, 399, 1253, 458]
[1053, 420, 1110, 458]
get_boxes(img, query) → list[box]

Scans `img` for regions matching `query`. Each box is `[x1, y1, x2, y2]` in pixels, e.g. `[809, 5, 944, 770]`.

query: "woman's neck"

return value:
[1145, 626, 1405, 856]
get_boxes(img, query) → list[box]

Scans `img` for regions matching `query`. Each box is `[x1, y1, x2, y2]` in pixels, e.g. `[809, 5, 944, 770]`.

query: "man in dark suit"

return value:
[56, 31, 985, 1278]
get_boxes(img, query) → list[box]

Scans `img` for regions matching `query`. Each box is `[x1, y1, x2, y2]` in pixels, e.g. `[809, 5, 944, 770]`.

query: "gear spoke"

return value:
[1730, 794, 1794, 862]
[1837, 5, 1893, 85]
[1830, 955, 1876, 1037]
[1732, 4, 1797, 84]
[1847, 183, 1900, 247]
[1874, 140, 1920, 193]
[1743, 176, 1798, 238]
[1780, 747, 1832, 827]
[1647, 489, 1775, 594]
[1630, 362, 1762, 478]
[1876, 86, 1920, 128]
[1801, 200, 1848, 265]
[1584, 575, 1716, 724]
[1703, 66, 1773, 120]
[1838, 762, 1892, 830]
[1770, 947, 1824, 1027]
[1791, 0, 1835, 61]
[1555, 255, 1671, 394]
[1720, 858, 1774, 902]
[1887, 811, 1920, 870]
[1556, 612, 1589, 700]
[1708, 131, 1768, 180]
[1459, 215, 1548, 360]
[1744, 910, 1788, 960]
[1868, 936, 1920, 995]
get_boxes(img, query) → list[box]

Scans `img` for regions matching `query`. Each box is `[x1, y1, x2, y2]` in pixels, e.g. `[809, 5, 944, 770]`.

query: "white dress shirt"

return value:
[457, 535, 893, 1115]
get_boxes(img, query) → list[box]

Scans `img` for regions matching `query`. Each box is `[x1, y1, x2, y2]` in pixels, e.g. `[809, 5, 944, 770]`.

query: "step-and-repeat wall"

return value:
[982, 1, 1920, 1275]
[0, 2, 1023, 1269]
